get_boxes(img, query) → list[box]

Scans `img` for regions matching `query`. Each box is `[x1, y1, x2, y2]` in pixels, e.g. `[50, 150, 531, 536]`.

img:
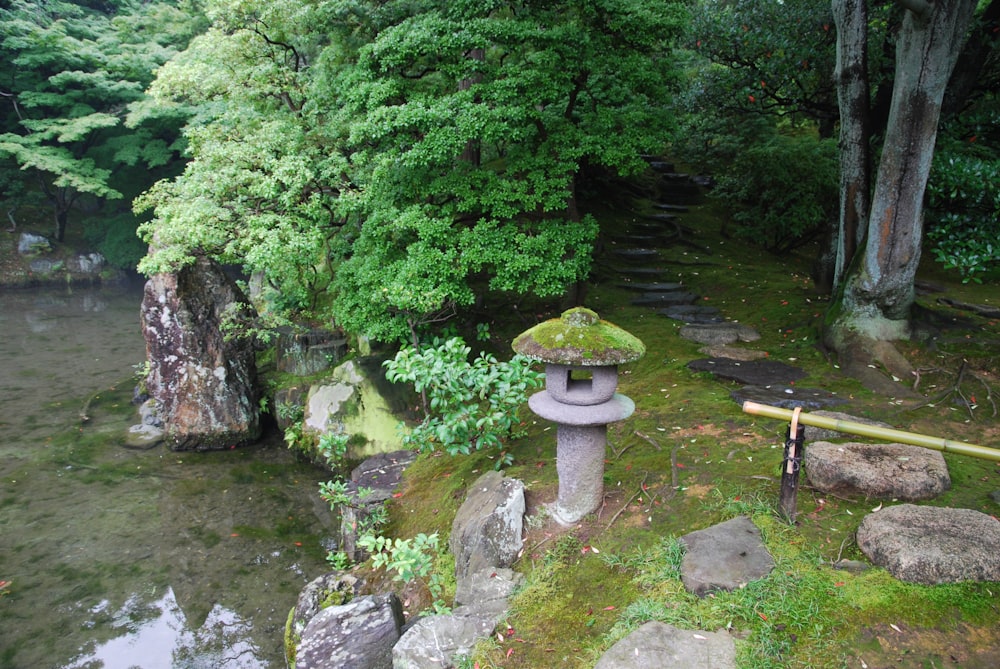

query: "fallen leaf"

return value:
[889, 623, 901, 632]
[603, 605, 616, 611]
[693, 634, 707, 640]
[506, 648, 514, 659]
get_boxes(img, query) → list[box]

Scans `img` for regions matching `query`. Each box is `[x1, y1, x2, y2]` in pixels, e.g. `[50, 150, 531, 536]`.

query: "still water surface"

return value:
[0, 285, 331, 668]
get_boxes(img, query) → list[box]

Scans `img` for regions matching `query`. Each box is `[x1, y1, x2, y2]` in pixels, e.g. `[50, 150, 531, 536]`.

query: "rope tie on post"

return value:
[780, 406, 805, 523]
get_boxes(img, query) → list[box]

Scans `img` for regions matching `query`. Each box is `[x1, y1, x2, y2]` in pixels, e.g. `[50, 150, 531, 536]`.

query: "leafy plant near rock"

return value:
[357, 532, 451, 615]
[383, 336, 543, 467]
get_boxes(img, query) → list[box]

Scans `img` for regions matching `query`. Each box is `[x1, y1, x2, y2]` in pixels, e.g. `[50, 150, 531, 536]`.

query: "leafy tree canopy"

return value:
[138, 0, 688, 341]
[0, 0, 208, 243]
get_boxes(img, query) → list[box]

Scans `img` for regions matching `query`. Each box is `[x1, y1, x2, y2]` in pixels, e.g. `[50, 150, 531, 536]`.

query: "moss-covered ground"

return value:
[370, 192, 1000, 668]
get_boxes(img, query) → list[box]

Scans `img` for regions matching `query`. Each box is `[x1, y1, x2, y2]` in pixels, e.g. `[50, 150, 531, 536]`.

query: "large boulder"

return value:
[295, 593, 404, 669]
[140, 255, 260, 450]
[804, 442, 950, 501]
[286, 571, 363, 665]
[392, 604, 504, 669]
[303, 358, 409, 459]
[450, 471, 525, 584]
[857, 504, 1000, 584]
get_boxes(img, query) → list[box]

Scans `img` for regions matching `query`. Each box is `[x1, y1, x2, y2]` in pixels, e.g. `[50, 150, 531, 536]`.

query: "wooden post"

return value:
[779, 407, 805, 523]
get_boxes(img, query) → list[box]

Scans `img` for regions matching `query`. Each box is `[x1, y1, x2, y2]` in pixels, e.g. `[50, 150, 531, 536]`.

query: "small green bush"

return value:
[383, 336, 543, 467]
[926, 153, 1000, 283]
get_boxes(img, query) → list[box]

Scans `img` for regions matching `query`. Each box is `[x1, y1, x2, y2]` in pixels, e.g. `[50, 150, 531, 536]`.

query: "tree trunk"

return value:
[827, 0, 976, 348]
[831, 0, 871, 290]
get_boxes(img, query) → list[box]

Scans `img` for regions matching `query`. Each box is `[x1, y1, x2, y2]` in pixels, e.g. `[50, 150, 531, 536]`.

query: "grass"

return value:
[366, 193, 1000, 668]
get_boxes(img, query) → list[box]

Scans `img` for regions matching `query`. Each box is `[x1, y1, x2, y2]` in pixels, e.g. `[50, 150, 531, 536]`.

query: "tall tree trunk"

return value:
[831, 0, 871, 290]
[827, 0, 976, 348]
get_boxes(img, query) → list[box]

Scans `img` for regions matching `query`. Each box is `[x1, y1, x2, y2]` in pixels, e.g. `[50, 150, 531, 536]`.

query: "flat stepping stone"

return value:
[698, 344, 768, 361]
[613, 248, 660, 262]
[594, 621, 736, 669]
[631, 291, 698, 307]
[679, 516, 774, 597]
[641, 213, 680, 224]
[620, 282, 684, 292]
[804, 442, 950, 501]
[658, 304, 722, 323]
[610, 234, 662, 246]
[679, 322, 760, 345]
[857, 504, 1000, 584]
[617, 267, 665, 277]
[653, 202, 689, 212]
[687, 358, 808, 385]
[730, 385, 847, 410]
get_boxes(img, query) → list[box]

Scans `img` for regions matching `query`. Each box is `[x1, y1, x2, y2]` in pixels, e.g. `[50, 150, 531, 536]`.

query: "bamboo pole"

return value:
[742, 401, 1000, 462]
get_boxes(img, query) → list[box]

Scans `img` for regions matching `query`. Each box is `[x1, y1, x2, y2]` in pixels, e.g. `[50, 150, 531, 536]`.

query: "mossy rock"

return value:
[512, 307, 646, 366]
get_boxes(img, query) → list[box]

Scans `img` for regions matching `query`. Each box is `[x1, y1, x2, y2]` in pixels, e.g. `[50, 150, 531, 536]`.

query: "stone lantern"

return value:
[513, 307, 645, 525]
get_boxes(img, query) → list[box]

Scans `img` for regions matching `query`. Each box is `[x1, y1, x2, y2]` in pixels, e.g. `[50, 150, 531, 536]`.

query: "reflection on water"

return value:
[64, 587, 258, 669]
[0, 285, 331, 668]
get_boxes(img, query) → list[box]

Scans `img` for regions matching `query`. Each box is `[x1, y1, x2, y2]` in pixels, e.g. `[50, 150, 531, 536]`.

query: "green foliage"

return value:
[0, 0, 206, 241]
[681, 0, 840, 136]
[358, 532, 450, 614]
[710, 132, 838, 252]
[926, 151, 1000, 283]
[136, 0, 688, 339]
[383, 336, 543, 465]
[317, 432, 350, 468]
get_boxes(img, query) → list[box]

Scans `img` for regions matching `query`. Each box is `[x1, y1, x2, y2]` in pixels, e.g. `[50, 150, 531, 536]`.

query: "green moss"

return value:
[512, 307, 646, 366]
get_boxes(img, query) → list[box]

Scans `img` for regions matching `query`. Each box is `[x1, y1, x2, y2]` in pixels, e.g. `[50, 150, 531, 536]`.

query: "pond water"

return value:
[0, 284, 333, 668]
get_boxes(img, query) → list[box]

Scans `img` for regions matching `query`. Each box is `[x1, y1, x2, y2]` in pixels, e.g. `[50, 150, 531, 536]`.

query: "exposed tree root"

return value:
[909, 360, 998, 419]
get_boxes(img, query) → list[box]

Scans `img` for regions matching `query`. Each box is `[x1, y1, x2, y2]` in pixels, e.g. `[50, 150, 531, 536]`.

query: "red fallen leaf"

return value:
[230, 533, 239, 537]
[676, 463, 686, 468]
[733, 496, 741, 502]
[515, 638, 526, 643]
[625, 464, 632, 471]
[587, 608, 594, 615]
[581, 546, 591, 554]
[506, 626, 515, 637]
[392, 492, 403, 498]
[506, 648, 514, 659]
[641, 483, 648, 491]
[536, 461, 545, 468]
[748, 94, 756, 103]
[603, 605, 616, 611]
[294, 542, 302, 547]
[834, 582, 845, 587]
[758, 612, 768, 621]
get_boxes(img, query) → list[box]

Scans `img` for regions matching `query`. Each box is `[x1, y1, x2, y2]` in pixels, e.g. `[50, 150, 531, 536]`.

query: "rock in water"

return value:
[140, 255, 260, 450]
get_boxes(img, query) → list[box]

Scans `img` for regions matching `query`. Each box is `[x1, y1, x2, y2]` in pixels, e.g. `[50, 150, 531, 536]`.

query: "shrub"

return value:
[383, 336, 543, 466]
[926, 153, 1000, 283]
[710, 133, 838, 253]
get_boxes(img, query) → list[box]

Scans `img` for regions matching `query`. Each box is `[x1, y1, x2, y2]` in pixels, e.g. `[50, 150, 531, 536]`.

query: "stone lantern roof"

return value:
[512, 307, 646, 366]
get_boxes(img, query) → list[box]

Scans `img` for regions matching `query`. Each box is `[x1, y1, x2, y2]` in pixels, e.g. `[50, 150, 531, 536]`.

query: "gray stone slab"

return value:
[679, 322, 760, 345]
[594, 621, 736, 669]
[614, 248, 660, 262]
[805, 442, 950, 501]
[658, 304, 724, 323]
[619, 282, 685, 292]
[617, 267, 665, 277]
[697, 345, 768, 361]
[857, 504, 1000, 584]
[687, 357, 808, 385]
[730, 385, 847, 410]
[679, 516, 774, 597]
[631, 291, 698, 307]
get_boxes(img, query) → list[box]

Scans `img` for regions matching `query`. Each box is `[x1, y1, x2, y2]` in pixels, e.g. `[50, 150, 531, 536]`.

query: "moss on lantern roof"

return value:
[512, 307, 646, 366]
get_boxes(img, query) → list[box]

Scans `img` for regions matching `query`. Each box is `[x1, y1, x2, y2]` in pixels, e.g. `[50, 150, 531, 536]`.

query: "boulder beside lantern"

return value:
[513, 307, 645, 525]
